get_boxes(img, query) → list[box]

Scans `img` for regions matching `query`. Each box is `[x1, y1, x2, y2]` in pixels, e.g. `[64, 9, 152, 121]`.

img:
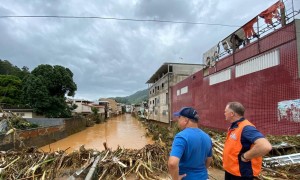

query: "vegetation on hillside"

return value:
[0, 60, 30, 106]
[0, 60, 30, 79]
[111, 89, 148, 105]
[0, 75, 23, 105]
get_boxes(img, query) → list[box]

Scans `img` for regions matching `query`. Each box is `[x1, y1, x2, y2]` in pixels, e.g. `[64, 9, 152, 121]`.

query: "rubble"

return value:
[0, 143, 169, 179]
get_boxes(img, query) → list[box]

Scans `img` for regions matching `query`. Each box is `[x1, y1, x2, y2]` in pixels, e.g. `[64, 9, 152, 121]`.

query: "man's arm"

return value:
[168, 156, 187, 180]
[168, 156, 180, 180]
[242, 138, 272, 161]
[205, 157, 213, 168]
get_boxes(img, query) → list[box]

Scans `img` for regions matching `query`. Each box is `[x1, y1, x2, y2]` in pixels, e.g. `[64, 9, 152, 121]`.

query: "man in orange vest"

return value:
[223, 102, 272, 179]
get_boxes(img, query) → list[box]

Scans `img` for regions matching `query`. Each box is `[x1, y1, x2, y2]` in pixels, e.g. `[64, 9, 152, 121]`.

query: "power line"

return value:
[0, 15, 299, 33]
[0, 15, 241, 28]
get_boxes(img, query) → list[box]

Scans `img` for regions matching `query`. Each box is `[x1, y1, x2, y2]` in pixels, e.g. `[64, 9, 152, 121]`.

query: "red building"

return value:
[171, 2, 300, 135]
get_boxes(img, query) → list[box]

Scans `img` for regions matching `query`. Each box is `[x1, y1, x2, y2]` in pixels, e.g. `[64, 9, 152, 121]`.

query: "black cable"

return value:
[0, 15, 241, 27]
[0, 15, 299, 34]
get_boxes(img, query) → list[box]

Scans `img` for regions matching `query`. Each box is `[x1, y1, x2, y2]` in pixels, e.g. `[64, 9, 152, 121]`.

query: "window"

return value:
[16, 113, 25, 117]
[176, 86, 188, 96]
[235, 49, 279, 77]
[166, 93, 169, 105]
[209, 69, 231, 85]
[181, 86, 188, 94]
[169, 65, 173, 72]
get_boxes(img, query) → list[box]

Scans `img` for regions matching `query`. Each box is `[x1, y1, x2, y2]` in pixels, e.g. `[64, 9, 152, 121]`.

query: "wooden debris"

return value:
[0, 143, 169, 179]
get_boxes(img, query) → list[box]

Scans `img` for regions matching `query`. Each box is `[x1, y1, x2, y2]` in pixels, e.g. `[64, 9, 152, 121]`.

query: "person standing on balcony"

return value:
[168, 107, 212, 180]
[223, 102, 272, 180]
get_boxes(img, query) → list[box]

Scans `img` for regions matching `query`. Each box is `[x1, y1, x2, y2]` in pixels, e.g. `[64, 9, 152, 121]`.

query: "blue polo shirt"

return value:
[170, 128, 212, 180]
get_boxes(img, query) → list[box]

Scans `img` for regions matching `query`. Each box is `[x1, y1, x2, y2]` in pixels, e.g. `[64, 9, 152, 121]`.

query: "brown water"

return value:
[40, 114, 153, 153]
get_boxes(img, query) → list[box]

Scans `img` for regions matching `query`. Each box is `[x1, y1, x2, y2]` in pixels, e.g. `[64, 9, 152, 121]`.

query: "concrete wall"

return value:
[26, 118, 64, 127]
[0, 117, 86, 151]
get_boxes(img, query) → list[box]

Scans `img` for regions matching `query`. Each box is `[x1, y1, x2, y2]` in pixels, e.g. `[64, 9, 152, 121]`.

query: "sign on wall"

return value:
[278, 99, 300, 122]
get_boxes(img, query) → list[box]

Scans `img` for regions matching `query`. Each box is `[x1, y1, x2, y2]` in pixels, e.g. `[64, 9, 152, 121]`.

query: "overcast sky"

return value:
[0, 0, 299, 100]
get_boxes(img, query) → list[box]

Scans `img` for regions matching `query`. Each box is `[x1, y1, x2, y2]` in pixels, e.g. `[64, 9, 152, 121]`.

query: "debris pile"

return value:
[0, 109, 38, 132]
[0, 143, 169, 179]
[96, 143, 169, 179]
[140, 118, 300, 179]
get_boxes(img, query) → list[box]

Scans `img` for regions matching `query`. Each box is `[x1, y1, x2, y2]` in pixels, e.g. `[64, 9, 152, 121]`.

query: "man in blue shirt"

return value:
[168, 107, 213, 180]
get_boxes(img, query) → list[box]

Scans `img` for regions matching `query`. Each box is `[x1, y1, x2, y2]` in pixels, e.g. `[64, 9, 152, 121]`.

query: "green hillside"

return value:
[111, 89, 148, 104]
[127, 89, 148, 104]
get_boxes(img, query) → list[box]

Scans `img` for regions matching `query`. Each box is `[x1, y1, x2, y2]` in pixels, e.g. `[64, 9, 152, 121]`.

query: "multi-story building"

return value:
[99, 98, 119, 116]
[98, 100, 110, 118]
[146, 63, 205, 123]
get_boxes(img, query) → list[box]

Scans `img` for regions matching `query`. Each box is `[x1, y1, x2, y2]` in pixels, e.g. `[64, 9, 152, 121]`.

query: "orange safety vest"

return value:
[223, 120, 262, 177]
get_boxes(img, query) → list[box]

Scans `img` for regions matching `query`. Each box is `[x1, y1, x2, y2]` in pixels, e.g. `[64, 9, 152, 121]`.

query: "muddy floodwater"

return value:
[40, 114, 153, 153]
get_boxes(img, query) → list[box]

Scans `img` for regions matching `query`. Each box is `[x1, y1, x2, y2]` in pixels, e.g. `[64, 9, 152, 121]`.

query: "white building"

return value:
[70, 99, 93, 116]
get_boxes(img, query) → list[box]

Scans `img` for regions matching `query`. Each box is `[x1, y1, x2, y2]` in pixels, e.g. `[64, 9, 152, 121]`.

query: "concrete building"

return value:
[0, 108, 35, 118]
[146, 63, 205, 123]
[0, 104, 43, 118]
[98, 100, 110, 118]
[99, 98, 119, 116]
[70, 99, 93, 116]
[67, 99, 101, 115]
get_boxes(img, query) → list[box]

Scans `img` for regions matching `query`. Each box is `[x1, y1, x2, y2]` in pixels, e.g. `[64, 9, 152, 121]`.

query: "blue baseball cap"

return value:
[173, 107, 199, 122]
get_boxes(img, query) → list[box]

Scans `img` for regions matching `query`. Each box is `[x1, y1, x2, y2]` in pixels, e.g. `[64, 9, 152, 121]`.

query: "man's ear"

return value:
[231, 111, 235, 116]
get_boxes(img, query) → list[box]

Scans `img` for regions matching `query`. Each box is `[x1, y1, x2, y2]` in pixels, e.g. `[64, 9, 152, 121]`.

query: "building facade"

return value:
[70, 99, 93, 116]
[146, 63, 204, 123]
[171, 18, 300, 135]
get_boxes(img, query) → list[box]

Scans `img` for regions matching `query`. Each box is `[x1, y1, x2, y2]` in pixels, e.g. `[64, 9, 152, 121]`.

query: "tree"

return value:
[0, 75, 23, 105]
[22, 65, 77, 117]
[0, 60, 30, 79]
[22, 74, 50, 114]
[31, 65, 76, 97]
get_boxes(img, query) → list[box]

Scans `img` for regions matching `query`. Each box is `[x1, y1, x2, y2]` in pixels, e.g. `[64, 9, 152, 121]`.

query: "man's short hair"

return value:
[227, 102, 245, 116]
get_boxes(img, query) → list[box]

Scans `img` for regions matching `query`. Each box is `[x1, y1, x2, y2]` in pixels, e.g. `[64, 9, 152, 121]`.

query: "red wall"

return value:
[171, 22, 300, 135]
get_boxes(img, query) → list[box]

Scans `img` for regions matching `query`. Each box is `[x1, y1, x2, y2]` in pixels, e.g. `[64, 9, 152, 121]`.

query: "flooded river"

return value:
[40, 114, 153, 153]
